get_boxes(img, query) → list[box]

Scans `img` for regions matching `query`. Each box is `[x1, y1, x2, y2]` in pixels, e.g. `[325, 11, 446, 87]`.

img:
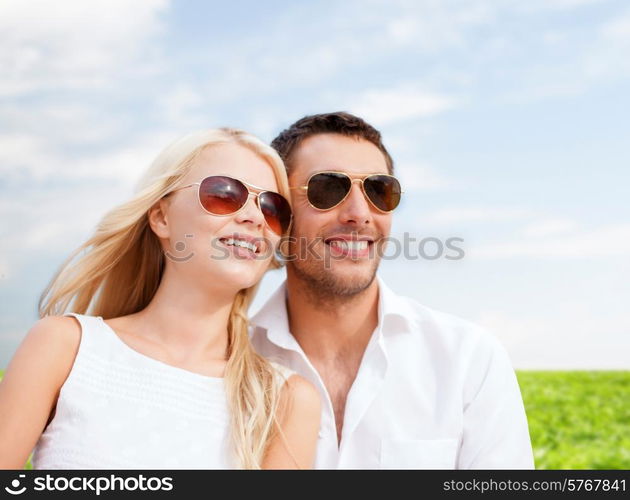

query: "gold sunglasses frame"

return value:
[290, 170, 404, 213]
[170, 176, 293, 235]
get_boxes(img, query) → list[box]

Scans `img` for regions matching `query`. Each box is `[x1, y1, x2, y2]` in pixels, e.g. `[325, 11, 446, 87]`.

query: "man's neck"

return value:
[285, 273, 380, 362]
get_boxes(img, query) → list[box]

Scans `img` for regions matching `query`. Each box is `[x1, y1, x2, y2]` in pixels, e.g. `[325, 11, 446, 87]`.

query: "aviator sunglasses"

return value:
[171, 175, 292, 235]
[292, 171, 403, 212]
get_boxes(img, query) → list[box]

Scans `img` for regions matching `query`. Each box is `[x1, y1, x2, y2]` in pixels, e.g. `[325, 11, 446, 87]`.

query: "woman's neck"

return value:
[130, 268, 236, 365]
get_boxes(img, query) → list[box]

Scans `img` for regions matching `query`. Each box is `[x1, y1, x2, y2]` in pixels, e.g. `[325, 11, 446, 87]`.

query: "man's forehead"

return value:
[289, 133, 388, 180]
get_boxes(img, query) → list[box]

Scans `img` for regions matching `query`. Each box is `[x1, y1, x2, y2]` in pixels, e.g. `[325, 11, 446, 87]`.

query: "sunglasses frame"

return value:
[170, 175, 292, 235]
[291, 170, 404, 213]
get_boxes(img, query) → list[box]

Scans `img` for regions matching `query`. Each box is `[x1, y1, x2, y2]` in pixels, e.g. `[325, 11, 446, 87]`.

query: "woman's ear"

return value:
[148, 198, 171, 239]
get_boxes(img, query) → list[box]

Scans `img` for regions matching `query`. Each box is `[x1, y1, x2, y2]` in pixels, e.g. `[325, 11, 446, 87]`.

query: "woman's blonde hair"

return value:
[39, 128, 291, 469]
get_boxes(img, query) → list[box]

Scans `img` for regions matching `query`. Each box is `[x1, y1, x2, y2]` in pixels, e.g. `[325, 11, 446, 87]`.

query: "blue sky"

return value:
[1, 0, 629, 369]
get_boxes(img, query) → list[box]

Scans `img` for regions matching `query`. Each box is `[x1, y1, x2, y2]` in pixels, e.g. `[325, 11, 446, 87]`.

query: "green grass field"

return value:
[516, 371, 630, 469]
[1, 370, 628, 469]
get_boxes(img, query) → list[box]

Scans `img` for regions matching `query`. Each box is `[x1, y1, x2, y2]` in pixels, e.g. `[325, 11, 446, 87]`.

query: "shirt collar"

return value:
[250, 275, 416, 351]
[250, 281, 303, 352]
[375, 275, 416, 336]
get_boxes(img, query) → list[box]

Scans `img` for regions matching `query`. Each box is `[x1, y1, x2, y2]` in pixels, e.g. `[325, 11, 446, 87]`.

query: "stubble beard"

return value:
[287, 245, 381, 308]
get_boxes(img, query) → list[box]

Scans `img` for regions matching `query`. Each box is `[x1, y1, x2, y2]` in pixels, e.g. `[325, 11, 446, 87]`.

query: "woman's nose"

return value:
[234, 193, 265, 229]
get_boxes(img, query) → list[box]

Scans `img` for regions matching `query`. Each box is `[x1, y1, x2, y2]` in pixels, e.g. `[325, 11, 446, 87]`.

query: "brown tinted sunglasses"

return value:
[291, 171, 403, 212]
[171, 175, 292, 235]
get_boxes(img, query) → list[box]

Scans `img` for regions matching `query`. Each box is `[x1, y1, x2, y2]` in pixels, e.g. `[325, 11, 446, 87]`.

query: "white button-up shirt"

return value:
[251, 277, 535, 469]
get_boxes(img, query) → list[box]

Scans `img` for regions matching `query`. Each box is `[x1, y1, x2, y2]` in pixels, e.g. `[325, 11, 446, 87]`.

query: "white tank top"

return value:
[32, 313, 294, 469]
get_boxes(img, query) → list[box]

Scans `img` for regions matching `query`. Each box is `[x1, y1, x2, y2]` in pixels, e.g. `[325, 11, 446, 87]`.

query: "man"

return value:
[251, 112, 534, 469]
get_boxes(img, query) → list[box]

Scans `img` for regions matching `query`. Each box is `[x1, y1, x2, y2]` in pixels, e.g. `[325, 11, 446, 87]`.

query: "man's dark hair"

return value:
[271, 111, 394, 175]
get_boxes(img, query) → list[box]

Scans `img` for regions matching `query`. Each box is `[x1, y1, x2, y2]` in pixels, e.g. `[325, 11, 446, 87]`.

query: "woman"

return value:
[0, 128, 321, 469]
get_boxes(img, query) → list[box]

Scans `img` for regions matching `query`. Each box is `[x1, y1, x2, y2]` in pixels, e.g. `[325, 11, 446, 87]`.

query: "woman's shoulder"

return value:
[285, 375, 321, 410]
[269, 363, 320, 416]
[4, 315, 84, 393]
[26, 315, 82, 350]
[24, 315, 84, 370]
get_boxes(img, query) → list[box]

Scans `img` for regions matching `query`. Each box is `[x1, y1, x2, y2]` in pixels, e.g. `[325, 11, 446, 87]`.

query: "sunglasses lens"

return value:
[259, 192, 292, 235]
[363, 175, 402, 212]
[307, 172, 352, 209]
[198, 176, 248, 215]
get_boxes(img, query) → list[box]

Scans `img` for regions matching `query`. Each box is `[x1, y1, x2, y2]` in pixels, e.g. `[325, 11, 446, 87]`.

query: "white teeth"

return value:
[224, 238, 258, 253]
[329, 240, 368, 251]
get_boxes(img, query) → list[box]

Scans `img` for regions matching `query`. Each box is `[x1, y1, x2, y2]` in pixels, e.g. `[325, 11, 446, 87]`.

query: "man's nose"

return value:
[337, 181, 372, 226]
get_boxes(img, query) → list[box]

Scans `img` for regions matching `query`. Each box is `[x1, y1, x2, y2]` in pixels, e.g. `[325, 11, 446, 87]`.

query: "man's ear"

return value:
[148, 198, 170, 239]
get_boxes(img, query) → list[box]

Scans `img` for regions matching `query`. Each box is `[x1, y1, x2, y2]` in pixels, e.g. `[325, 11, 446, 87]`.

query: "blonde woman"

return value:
[0, 128, 321, 469]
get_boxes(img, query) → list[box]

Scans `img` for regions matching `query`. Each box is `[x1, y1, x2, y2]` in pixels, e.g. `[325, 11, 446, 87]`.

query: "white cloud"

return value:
[419, 206, 532, 226]
[395, 162, 453, 192]
[0, 101, 123, 146]
[542, 31, 567, 46]
[503, 7, 630, 102]
[0, 134, 53, 178]
[584, 8, 630, 80]
[519, 218, 578, 238]
[158, 84, 208, 129]
[0, 0, 168, 97]
[474, 223, 630, 259]
[0, 257, 8, 281]
[0, 130, 178, 184]
[383, 1, 495, 51]
[511, 0, 606, 13]
[0, 130, 186, 279]
[544, 0, 606, 9]
[0, 186, 122, 247]
[72, 136, 174, 185]
[190, 1, 494, 106]
[349, 86, 456, 126]
[602, 11, 630, 39]
[477, 309, 630, 369]
[0, 182, 133, 282]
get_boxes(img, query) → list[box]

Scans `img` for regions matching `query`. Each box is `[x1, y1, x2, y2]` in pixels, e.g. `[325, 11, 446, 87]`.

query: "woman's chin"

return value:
[210, 262, 267, 290]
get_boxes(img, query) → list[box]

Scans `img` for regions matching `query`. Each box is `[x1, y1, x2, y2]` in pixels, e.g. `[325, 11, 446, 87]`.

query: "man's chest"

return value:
[310, 358, 360, 433]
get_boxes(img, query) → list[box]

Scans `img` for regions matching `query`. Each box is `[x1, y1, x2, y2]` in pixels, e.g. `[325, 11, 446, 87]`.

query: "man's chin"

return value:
[322, 263, 378, 296]
[289, 256, 380, 297]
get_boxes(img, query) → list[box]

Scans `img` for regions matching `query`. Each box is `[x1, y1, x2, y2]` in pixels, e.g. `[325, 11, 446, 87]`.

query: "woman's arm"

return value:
[0, 316, 81, 469]
[262, 374, 321, 470]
